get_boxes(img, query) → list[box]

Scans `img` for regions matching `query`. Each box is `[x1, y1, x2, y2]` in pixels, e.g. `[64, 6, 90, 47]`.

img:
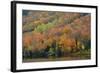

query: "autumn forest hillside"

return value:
[22, 10, 91, 62]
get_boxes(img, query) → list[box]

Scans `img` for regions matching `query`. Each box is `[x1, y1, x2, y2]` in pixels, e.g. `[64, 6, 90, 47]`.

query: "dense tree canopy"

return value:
[22, 10, 91, 62]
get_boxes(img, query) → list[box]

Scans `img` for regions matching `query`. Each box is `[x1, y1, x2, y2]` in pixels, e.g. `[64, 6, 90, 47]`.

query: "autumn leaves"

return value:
[22, 10, 91, 61]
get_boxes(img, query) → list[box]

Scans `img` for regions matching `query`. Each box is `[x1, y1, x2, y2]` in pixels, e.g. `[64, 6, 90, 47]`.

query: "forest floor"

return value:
[23, 49, 91, 63]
